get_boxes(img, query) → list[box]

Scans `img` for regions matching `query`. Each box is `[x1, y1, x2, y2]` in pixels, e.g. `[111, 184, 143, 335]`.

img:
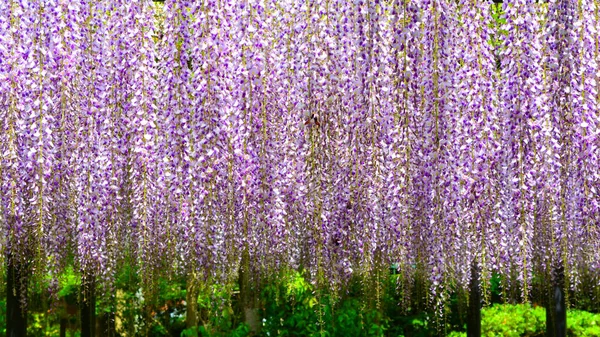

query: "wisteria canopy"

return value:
[1, 0, 599, 311]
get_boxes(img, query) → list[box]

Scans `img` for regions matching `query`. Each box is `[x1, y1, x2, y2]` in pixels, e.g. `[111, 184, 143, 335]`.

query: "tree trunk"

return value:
[546, 293, 554, 337]
[239, 250, 260, 334]
[6, 257, 27, 337]
[60, 317, 68, 337]
[81, 274, 96, 337]
[186, 273, 199, 337]
[467, 260, 481, 337]
[96, 311, 116, 337]
[546, 266, 566, 337]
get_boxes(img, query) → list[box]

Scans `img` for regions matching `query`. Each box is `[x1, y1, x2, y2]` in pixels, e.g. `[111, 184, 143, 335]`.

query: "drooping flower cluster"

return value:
[1, 0, 599, 310]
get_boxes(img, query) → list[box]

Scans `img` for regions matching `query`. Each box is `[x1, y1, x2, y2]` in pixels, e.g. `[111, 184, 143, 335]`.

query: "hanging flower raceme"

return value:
[495, 0, 546, 301]
[578, 0, 600, 277]
[540, 0, 600, 293]
[0, 0, 64, 283]
[1, 0, 599, 319]
[449, 0, 500, 299]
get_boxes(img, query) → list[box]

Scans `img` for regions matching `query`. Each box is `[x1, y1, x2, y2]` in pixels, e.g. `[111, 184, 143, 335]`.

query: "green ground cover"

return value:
[2, 269, 599, 337]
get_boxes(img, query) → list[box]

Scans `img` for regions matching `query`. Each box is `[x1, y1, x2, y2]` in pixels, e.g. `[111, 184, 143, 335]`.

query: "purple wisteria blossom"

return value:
[1, 0, 599, 317]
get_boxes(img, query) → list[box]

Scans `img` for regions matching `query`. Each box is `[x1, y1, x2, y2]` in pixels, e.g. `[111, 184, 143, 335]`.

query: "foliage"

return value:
[448, 304, 600, 337]
[193, 284, 241, 337]
[480, 304, 545, 337]
[388, 312, 432, 337]
[2, 269, 600, 336]
[58, 265, 80, 304]
[151, 276, 187, 336]
[567, 310, 600, 337]
[29, 312, 60, 337]
[260, 271, 388, 337]
[182, 323, 249, 337]
[0, 299, 5, 337]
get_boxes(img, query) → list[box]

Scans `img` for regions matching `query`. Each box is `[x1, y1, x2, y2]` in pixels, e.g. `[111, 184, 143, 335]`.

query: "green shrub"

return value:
[260, 271, 388, 337]
[481, 304, 545, 337]
[0, 298, 5, 337]
[392, 312, 432, 337]
[448, 304, 600, 337]
[567, 310, 600, 337]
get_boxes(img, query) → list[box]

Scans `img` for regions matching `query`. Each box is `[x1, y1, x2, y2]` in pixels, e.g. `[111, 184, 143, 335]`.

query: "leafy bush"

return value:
[3, 267, 600, 337]
[567, 310, 600, 337]
[480, 304, 545, 337]
[260, 271, 388, 337]
[0, 298, 5, 337]
[448, 304, 600, 337]
[391, 312, 432, 337]
[448, 304, 545, 337]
